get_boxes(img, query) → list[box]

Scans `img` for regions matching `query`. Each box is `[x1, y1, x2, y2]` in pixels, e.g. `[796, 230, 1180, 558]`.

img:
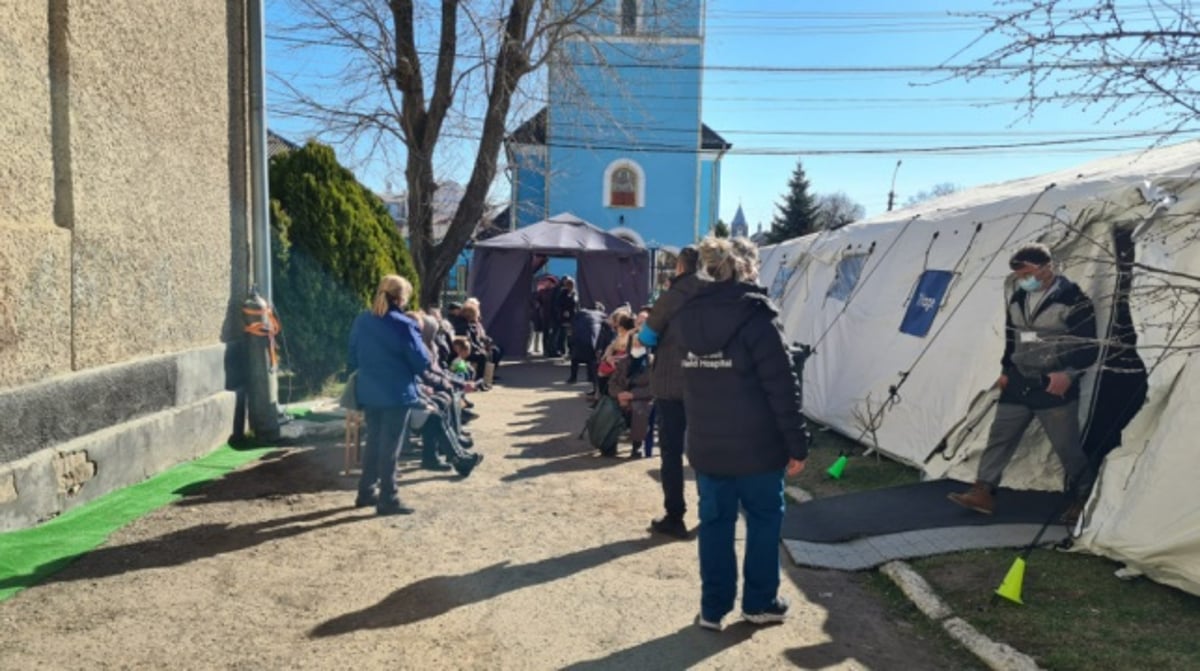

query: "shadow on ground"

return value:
[561, 622, 759, 669]
[309, 536, 665, 638]
[0, 506, 369, 593]
[780, 559, 979, 670]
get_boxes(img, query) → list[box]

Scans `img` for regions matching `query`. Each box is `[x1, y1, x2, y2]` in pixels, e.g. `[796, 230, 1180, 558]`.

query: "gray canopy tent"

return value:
[467, 213, 650, 360]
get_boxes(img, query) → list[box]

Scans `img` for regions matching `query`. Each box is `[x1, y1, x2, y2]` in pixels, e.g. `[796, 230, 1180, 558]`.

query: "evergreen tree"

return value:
[712, 220, 730, 238]
[268, 140, 420, 395]
[764, 159, 819, 244]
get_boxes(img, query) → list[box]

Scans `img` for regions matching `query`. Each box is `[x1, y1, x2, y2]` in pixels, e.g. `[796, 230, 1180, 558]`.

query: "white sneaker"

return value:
[696, 614, 722, 631]
[743, 597, 790, 625]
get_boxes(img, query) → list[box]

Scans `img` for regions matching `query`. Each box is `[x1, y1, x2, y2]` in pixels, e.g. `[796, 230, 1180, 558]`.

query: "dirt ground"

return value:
[0, 361, 965, 670]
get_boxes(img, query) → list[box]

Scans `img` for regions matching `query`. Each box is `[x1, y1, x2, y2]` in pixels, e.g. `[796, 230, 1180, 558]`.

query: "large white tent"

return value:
[761, 140, 1200, 596]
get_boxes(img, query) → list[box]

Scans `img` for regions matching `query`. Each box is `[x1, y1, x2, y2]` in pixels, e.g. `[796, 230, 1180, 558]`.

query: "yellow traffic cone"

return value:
[826, 454, 848, 479]
[995, 557, 1026, 605]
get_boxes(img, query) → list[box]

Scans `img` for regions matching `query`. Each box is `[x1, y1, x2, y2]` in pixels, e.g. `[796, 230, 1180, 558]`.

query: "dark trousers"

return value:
[657, 399, 687, 520]
[360, 406, 412, 502]
[545, 324, 563, 356]
[696, 469, 786, 621]
[420, 411, 471, 464]
[569, 358, 596, 383]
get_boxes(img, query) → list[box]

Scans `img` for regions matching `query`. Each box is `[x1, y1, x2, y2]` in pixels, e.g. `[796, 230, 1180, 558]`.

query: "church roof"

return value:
[508, 107, 547, 145]
[701, 124, 731, 151]
[508, 106, 731, 151]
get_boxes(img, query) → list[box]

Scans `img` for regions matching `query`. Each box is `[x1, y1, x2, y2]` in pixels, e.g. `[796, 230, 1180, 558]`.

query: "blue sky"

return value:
[266, 0, 1186, 232]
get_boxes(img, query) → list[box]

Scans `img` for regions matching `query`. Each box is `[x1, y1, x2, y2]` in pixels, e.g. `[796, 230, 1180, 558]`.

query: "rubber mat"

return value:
[781, 479, 1068, 543]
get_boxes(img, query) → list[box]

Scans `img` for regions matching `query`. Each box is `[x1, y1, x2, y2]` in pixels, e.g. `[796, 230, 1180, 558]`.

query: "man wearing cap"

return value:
[949, 243, 1099, 524]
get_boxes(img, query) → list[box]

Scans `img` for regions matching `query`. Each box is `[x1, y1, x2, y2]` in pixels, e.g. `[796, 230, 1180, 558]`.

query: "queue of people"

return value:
[346, 234, 1097, 635]
[346, 276, 492, 515]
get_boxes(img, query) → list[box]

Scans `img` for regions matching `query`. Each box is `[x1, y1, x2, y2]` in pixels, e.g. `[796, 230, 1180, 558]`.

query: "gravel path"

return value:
[0, 361, 962, 670]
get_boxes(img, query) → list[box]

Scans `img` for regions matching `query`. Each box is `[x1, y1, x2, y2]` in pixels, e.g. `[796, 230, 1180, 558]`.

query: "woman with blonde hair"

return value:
[675, 236, 808, 630]
[348, 274, 429, 515]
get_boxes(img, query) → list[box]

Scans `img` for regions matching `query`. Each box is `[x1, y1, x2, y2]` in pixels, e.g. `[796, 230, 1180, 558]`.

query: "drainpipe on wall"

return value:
[244, 0, 281, 441]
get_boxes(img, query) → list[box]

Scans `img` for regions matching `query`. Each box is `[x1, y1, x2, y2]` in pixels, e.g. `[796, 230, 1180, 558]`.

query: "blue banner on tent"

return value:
[900, 270, 954, 337]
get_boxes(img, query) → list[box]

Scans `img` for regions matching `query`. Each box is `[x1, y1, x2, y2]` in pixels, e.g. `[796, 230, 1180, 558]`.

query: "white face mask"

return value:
[630, 347, 647, 359]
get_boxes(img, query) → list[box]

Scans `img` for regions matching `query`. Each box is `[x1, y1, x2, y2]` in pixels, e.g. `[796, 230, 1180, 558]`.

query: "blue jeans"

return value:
[696, 468, 785, 621]
[360, 406, 413, 503]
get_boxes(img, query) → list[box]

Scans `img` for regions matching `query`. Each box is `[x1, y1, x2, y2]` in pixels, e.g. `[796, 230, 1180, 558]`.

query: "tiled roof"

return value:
[267, 130, 299, 158]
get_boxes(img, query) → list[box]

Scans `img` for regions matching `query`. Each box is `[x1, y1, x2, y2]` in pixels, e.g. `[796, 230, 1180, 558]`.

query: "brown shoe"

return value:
[948, 481, 995, 515]
[1060, 501, 1084, 526]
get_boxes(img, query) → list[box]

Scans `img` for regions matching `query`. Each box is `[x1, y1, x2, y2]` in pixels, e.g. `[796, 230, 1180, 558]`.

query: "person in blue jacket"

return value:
[348, 275, 430, 516]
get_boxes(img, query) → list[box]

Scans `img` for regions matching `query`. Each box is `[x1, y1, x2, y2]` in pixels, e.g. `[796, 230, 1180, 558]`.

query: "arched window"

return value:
[620, 0, 638, 35]
[604, 159, 644, 208]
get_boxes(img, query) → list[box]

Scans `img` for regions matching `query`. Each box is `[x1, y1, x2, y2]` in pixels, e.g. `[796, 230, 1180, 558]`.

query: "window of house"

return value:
[826, 253, 868, 302]
[620, 0, 638, 35]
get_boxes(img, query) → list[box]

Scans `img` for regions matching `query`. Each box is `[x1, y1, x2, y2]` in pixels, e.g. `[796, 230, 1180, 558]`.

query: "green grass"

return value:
[914, 550, 1200, 671]
[789, 426, 920, 498]
[788, 424, 1200, 670]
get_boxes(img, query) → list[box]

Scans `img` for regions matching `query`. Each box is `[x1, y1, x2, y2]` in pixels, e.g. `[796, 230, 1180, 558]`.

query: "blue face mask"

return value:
[1017, 275, 1042, 292]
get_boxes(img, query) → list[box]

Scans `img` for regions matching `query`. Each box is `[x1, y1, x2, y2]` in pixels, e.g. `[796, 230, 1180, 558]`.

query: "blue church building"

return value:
[505, 0, 729, 262]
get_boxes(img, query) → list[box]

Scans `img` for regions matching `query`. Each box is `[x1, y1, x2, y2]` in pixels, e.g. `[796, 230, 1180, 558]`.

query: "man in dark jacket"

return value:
[568, 304, 605, 385]
[949, 243, 1099, 524]
[549, 276, 578, 357]
[676, 237, 807, 631]
[638, 246, 704, 540]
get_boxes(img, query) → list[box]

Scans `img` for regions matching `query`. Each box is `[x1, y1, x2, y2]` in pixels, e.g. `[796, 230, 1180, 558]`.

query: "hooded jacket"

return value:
[641, 272, 705, 400]
[676, 281, 808, 476]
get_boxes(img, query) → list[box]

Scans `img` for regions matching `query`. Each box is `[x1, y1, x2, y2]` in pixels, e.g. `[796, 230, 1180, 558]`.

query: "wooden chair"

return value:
[343, 410, 364, 475]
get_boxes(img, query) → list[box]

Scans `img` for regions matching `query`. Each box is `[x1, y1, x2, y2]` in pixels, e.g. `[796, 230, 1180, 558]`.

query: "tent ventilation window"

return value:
[826, 253, 868, 302]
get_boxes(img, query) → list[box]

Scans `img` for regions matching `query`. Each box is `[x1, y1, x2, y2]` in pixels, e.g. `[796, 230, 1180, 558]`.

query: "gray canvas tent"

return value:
[468, 213, 649, 359]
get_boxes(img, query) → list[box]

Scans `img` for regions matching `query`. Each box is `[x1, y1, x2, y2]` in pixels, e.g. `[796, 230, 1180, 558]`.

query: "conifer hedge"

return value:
[268, 140, 419, 396]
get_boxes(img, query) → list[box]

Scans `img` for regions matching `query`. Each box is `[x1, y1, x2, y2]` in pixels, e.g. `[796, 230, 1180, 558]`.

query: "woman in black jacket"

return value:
[675, 237, 808, 631]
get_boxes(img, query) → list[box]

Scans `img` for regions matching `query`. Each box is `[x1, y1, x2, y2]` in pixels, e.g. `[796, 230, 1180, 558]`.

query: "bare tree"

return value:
[272, 0, 651, 306]
[948, 1, 1200, 134]
[814, 191, 865, 230]
[904, 182, 960, 208]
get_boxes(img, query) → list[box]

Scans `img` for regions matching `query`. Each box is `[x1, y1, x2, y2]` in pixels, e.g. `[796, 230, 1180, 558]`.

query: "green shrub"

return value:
[268, 140, 419, 396]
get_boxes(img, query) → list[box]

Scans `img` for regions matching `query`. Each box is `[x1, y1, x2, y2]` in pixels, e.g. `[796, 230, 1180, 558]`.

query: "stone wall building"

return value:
[0, 2, 255, 529]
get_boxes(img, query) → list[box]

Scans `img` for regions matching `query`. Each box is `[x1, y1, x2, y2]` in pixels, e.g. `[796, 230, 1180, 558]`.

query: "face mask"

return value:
[1017, 275, 1042, 292]
[630, 347, 647, 359]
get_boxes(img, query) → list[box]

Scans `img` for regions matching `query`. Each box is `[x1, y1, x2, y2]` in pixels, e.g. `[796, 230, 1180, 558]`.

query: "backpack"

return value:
[581, 395, 625, 455]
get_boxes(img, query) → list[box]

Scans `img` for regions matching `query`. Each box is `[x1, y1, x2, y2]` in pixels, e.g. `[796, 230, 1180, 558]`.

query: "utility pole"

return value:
[887, 159, 902, 212]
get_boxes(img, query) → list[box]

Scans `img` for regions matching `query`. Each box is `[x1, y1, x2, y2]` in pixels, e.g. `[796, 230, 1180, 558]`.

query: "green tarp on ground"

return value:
[0, 444, 273, 603]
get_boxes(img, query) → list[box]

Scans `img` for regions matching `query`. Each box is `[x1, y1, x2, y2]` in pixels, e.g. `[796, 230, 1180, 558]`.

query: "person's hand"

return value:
[995, 373, 1008, 391]
[425, 402, 437, 412]
[463, 381, 476, 393]
[786, 458, 806, 477]
[1046, 371, 1072, 396]
[617, 391, 633, 406]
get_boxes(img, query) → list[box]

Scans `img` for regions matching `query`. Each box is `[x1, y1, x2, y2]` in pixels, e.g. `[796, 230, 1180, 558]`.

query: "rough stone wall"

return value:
[0, 3, 73, 386]
[0, 2, 247, 527]
[67, 1, 236, 370]
[1, 2, 238, 389]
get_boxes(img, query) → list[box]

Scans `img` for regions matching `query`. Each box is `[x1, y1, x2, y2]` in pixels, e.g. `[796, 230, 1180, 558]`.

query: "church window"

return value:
[611, 167, 637, 206]
[604, 159, 645, 208]
[620, 0, 638, 36]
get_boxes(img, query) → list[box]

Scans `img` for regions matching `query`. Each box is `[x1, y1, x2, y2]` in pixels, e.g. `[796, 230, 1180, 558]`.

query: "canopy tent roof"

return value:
[468, 213, 649, 361]
[473, 213, 646, 255]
